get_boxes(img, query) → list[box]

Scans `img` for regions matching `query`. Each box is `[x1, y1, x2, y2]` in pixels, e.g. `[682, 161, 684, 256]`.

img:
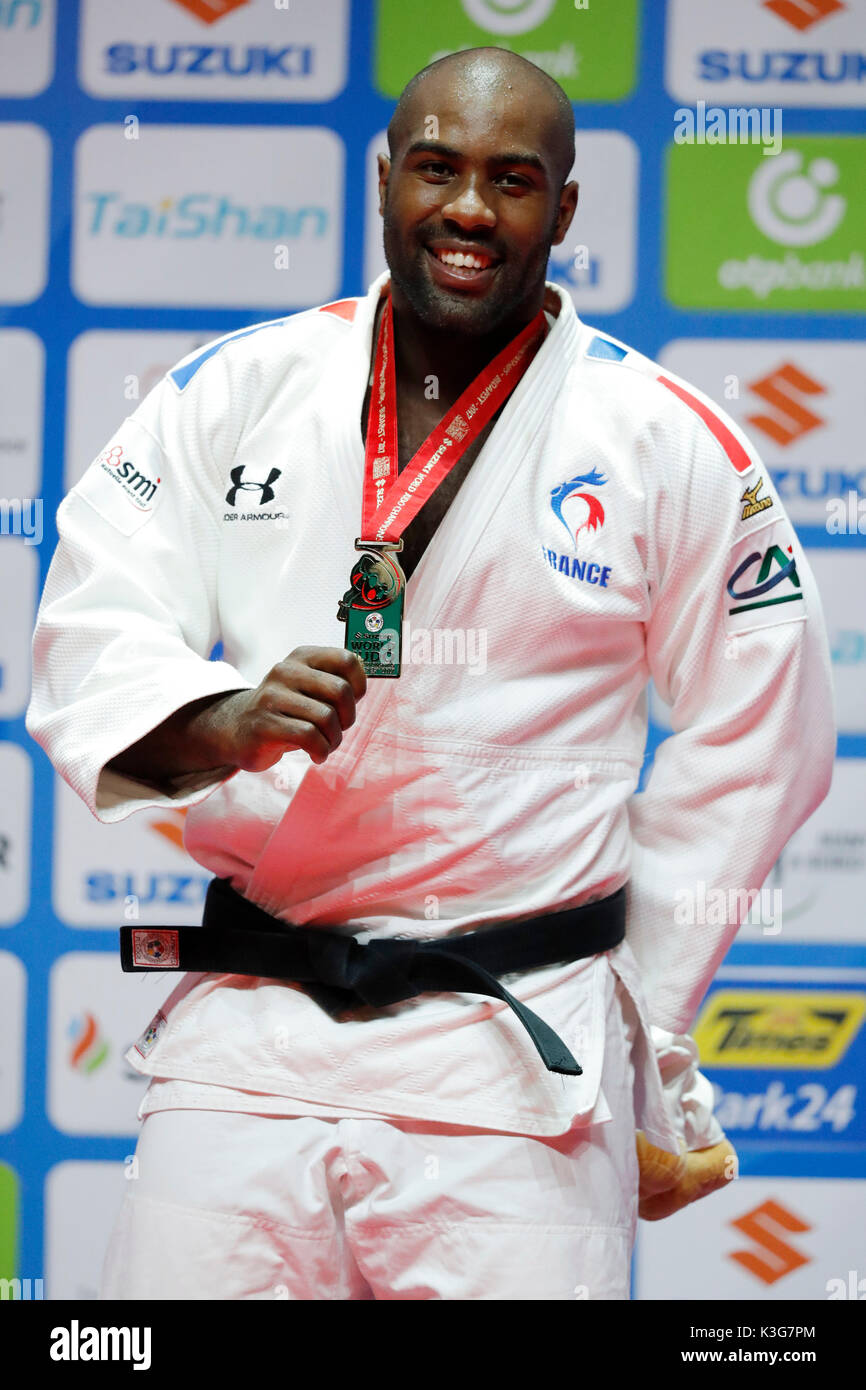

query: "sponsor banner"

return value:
[630, 756, 865, 946]
[548, 131, 638, 313]
[0, 0, 55, 98]
[44, 1161, 126, 1299]
[0, 330, 44, 504]
[0, 123, 51, 306]
[374, 0, 640, 102]
[364, 129, 388, 292]
[0, 952, 25, 1132]
[635, 1177, 866, 1301]
[807, 550, 866, 737]
[694, 981, 865, 1148]
[79, 0, 348, 103]
[0, 1163, 18, 1283]
[48, 952, 177, 1135]
[0, 746, 30, 926]
[365, 128, 638, 313]
[0, 546, 38, 723]
[657, 340, 866, 530]
[750, 758, 866, 945]
[65, 329, 226, 491]
[53, 775, 211, 928]
[667, 0, 866, 108]
[666, 137, 866, 313]
[72, 124, 343, 308]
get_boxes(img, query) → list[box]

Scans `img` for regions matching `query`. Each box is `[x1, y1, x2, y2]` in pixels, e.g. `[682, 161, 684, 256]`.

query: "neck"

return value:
[387, 285, 547, 404]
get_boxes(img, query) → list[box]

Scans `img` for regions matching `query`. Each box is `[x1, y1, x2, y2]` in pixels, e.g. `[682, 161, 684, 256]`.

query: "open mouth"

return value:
[425, 244, 501, 288]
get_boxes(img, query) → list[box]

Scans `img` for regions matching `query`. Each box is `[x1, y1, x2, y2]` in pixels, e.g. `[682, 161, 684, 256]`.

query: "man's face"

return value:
[379, 81, 577, 337]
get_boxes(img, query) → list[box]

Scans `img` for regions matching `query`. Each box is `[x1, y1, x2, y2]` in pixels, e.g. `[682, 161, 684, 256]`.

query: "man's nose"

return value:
[440, 177, 496, 230]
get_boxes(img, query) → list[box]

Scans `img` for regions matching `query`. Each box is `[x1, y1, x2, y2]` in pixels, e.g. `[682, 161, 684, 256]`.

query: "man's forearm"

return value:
[106, 688, 248, 787]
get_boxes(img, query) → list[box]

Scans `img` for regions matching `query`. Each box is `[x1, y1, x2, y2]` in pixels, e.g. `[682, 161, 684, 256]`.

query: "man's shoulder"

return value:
[571, 322, 759, 482]
[162, 296, 364, 398]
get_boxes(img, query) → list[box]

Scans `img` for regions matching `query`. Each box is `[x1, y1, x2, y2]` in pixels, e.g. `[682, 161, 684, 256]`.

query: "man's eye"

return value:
[420, 162, 452, 176]
[497, 173, 530, 189]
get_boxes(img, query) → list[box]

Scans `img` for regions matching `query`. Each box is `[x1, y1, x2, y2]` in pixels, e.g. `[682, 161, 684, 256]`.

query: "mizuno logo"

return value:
[741, 477, 774, 520]
[746, 364, 826, 446]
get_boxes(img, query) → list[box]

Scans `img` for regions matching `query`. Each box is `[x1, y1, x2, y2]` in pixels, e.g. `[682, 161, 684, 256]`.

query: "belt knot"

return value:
[306, 933, 423, 1007]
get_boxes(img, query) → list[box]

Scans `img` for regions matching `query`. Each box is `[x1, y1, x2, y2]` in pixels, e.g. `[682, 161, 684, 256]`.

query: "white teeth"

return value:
[435, 249, 491, 270]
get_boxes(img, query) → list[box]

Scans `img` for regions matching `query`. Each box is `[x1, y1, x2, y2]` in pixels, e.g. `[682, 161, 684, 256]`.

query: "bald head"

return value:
[379, 47, 579, 337]
[388, 48, 575, 188]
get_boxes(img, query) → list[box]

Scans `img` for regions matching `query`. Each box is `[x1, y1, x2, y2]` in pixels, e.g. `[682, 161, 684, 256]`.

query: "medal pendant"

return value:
[337, 540, 405, 678]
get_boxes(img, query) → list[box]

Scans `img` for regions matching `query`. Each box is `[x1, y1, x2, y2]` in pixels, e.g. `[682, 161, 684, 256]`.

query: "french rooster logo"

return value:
[550, 469, 607, 550]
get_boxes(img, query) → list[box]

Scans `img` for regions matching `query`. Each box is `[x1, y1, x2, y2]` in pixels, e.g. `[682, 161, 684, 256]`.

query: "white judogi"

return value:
[28, 274, 833, 1177]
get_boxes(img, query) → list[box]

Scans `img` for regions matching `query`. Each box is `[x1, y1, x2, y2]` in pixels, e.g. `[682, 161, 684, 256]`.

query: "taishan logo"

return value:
[729, 1200, 811, 1285]
[746, 364, 826, 446]
[171, 0, 251, 23]
[693, 990, 866, 1068]
[763, 0, 845, 32]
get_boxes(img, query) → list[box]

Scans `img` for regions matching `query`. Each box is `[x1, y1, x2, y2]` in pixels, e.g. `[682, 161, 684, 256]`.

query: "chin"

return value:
[409, 277, 516, 337]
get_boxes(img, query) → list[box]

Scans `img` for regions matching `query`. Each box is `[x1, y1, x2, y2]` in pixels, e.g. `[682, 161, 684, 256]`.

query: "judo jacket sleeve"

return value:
[625, 374, 836, 1150]
[26, 348, 255, 823]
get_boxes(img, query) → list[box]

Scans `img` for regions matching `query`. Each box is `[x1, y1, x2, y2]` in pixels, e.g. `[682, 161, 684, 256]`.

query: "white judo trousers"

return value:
[102, 973, 638, 1301]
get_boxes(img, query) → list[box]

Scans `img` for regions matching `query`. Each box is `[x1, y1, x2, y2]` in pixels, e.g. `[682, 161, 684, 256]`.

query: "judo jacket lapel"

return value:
[245, 276, 581, 918]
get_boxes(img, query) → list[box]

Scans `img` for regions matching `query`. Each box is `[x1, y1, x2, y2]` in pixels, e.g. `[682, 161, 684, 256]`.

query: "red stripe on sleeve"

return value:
[657, 374, 754, 475]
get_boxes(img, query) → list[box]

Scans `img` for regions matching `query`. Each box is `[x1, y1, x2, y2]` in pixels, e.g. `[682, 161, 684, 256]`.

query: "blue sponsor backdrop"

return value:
[0, 0, 864, 1297]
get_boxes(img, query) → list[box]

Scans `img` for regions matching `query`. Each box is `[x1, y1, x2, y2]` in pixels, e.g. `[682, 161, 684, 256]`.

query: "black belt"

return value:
[119, 877, 627, 1078]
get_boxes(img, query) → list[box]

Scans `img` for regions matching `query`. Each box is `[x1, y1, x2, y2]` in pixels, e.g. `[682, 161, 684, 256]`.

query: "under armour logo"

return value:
[225, 465, 282, 507]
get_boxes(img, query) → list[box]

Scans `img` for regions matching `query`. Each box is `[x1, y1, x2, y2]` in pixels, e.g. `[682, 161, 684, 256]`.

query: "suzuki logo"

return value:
[728, 1199, 812, 1284]
[149, 808, 188, 854]
[171, 0, 252, 23]
[763, 0, 845, 31]
[746, 364, 826, 447]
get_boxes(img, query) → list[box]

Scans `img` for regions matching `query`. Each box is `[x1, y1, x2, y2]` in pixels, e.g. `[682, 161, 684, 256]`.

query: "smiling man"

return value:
[28, 49, 833, 1301]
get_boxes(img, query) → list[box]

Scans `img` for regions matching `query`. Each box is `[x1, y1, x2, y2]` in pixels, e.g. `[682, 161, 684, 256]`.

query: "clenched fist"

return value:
[208, 647, 368, 771]
[636, 1130, 738, 1222]
[107, 646, 367, 787]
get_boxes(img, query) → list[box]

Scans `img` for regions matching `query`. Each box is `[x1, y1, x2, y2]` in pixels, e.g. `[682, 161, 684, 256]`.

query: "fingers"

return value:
[637, 1138, 739, 1222]
[635, 1131, 687, 1198]
[287, 647, 367, 701]
[246, 648, 368, 767]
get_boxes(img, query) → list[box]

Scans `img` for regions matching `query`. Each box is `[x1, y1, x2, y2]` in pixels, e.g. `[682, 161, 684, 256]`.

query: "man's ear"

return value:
[551, 180, 579, 247]
[377, 154, 391, 218]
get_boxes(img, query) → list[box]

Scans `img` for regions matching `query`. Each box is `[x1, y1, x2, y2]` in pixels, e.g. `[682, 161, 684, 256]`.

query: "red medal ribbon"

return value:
[362, 290, 548, 543]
